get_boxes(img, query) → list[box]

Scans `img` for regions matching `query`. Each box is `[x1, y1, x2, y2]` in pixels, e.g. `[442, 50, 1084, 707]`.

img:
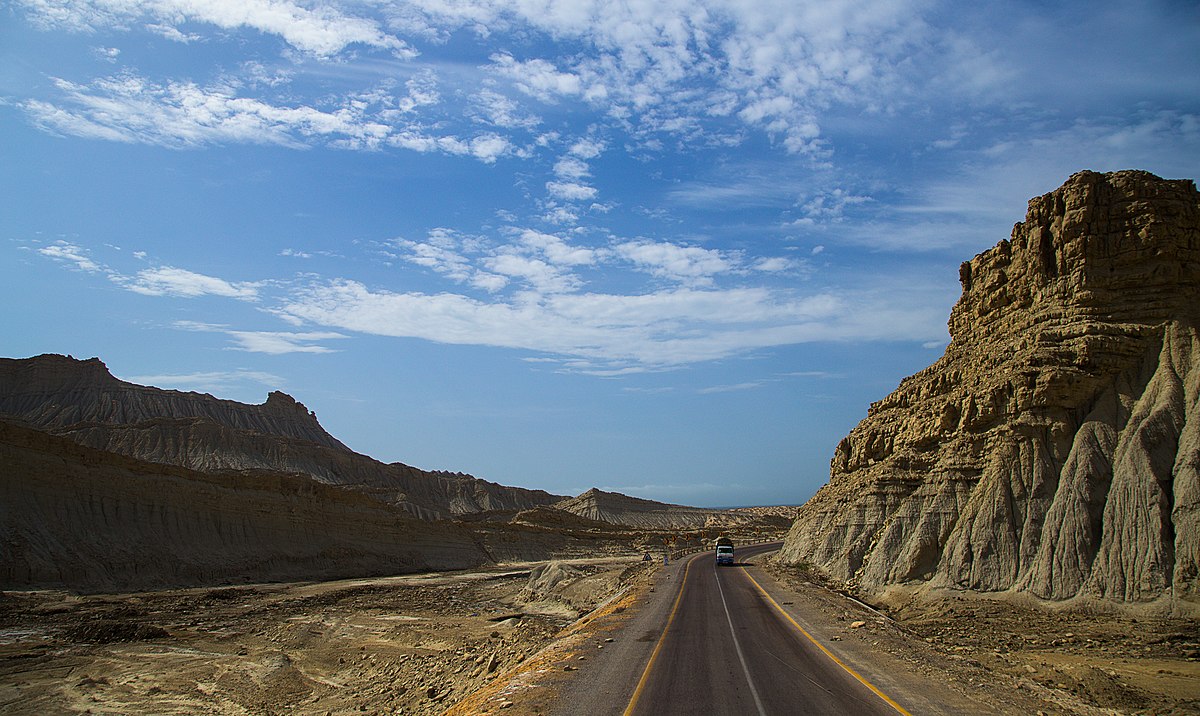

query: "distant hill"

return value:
[554, 488, 794, 532]
[0, 354, 562, 520]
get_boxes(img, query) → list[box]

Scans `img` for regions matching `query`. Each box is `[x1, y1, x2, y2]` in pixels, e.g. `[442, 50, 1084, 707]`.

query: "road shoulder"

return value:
[744, 556, 1064, 715]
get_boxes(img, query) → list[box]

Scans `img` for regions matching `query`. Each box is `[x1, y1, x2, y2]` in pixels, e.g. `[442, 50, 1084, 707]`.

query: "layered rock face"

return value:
[778, 170, 1200, 603]
[0, 420, 488, 592]
[0, 355, 561, 519]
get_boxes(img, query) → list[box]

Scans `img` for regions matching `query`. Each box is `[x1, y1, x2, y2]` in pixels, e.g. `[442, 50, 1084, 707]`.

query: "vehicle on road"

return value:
[714, 536, 734, 566]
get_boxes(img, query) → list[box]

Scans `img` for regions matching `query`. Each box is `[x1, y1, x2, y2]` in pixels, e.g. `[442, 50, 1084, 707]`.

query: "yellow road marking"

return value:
[622, 554, 696, 716]
[740, 567, 913, 716]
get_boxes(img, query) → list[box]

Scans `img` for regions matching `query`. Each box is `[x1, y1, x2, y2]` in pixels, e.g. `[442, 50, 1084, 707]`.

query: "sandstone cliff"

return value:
[778, 170, 1200, 604]
[0, 419, 488, 592]
[0, 355, 562, 519]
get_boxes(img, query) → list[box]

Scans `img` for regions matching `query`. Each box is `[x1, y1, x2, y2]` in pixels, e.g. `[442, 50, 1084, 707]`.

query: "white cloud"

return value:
[268, 271, 946, 374]
[18, 0, 414, 57]
[32, 237, 948, 373]
[145, 22, 202, 43]
[614, 239, 734, 285]
[553, 155, 590, 180]
[546, 180, 597, 201]
[796, 188, 871, 224]
[569, 137, 605, 159]
[174, 320, 347, 353]
[470, 89, 540, 130]
[122, 266, 260, 300]
[38, 241, 102, 272]
[398, 236, 475, 283]
[484, 253, 579, 294]
[489, 53, 583, 102]
[225, 330, 348, 354]
[26, 74, 392, 149]
[752, 257, 794, 272]
[22, 72, 514, 162]
[518, 230, 598, 267]
[468, 133, 511, 163]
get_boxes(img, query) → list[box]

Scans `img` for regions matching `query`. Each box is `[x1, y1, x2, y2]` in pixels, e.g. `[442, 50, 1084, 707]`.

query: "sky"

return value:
[2, 0, 1197, 508]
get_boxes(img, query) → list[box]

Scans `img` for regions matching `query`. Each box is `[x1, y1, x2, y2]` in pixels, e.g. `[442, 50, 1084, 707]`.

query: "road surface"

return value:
[621, 543, 907, 716]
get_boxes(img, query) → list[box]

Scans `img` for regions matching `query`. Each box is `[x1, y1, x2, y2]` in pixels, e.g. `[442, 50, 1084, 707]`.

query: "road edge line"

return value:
[741, 567, 913, 716]
[621, 554, 696, 716]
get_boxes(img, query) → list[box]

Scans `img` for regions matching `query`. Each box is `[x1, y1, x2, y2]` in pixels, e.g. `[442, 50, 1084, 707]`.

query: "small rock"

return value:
[849, 621, 866, 629]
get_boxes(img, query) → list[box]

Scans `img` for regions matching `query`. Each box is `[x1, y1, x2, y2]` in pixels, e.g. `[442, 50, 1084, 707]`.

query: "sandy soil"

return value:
[0, 557, 651, 715]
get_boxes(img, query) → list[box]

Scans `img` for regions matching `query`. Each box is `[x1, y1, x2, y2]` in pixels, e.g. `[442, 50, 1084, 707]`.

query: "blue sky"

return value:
[2, 0, 1197, 507]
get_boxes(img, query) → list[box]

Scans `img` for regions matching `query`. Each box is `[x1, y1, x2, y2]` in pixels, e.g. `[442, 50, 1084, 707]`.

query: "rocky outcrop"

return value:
[0, 419, 488, 592]
[779, 170, 1200, 604]
[0, 355, 562, 519]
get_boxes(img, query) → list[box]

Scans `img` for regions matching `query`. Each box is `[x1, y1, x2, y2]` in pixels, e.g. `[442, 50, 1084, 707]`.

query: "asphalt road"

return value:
[623, 543, 908, 716]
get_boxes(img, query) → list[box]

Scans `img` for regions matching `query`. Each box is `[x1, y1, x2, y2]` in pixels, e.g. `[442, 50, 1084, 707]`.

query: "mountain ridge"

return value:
[0, 353, 563, 519]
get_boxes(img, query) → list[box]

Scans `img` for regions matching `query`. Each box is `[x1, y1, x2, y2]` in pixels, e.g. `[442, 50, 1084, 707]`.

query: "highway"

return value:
[622, 543, 909, 716]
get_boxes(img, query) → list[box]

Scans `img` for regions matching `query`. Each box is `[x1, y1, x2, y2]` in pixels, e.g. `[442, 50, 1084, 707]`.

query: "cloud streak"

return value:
[272, 277, 944, 373]
[18, 0, 414, 57]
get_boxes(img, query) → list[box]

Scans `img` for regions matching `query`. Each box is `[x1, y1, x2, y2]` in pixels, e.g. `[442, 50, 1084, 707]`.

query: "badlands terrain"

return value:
[1, 550, 1196, 715]
[2, 169, 1199, 713]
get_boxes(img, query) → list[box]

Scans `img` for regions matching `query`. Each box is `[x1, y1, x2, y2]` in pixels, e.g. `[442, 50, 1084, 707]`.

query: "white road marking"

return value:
[714, 568, 768, 716]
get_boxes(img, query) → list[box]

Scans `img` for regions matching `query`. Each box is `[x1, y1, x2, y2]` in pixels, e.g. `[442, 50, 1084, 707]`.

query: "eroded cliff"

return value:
[0, 355, 562, 519]
[0, 420, 488, 591]
[778, 170, 1200, 604]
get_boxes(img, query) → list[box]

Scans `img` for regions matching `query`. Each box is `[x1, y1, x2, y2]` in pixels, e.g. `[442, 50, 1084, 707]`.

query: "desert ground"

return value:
[0, 556, 654, 715]
[1, 551, 1196, 715]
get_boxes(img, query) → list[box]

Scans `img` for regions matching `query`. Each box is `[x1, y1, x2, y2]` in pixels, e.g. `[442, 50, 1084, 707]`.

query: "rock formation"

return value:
[553, 488, 720, 529]
[0, 358, 794, 592]
[778, 170, 1200, 604]
[0, 419, 488, 591]
[0, 355, 562, 519]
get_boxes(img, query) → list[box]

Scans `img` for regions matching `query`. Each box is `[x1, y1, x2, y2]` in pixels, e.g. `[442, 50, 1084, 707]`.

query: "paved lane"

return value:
[625, 544, 908, 716]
